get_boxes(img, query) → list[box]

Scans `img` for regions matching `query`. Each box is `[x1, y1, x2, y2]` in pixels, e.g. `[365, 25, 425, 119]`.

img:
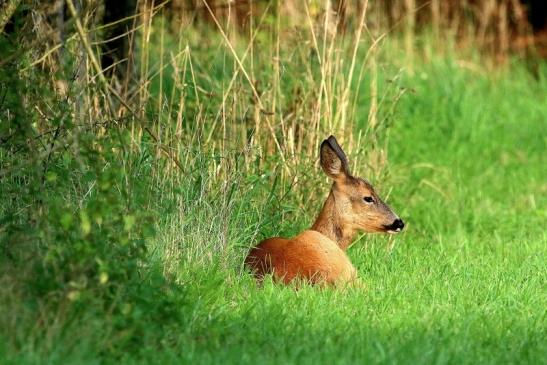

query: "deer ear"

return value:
[320, 135, 350, 181]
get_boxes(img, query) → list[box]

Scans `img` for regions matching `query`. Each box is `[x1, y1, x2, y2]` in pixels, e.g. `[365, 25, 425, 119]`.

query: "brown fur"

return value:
[245, 136, 403, 286]
[245, 231, 356, 285]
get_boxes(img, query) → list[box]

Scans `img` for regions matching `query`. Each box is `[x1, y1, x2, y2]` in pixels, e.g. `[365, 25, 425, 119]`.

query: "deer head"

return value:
[318, 135, 404, 235]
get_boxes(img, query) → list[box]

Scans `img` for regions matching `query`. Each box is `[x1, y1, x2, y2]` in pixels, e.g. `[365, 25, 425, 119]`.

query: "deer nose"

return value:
[386, 218, 405, 232]
[393, 218, 405, 231]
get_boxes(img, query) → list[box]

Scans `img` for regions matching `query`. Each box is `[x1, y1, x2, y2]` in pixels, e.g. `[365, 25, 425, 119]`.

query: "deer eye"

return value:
[363, 196, 374, 204]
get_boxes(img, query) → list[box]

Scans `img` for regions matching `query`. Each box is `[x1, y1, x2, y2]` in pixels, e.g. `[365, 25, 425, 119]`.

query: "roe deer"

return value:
[245, 136, 404, 286]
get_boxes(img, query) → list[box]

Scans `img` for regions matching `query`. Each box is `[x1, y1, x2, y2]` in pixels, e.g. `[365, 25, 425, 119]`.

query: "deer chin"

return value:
[386, 228, 403, 234]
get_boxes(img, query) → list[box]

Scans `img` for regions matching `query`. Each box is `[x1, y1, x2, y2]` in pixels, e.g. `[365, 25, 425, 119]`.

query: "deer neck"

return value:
[311, 189, 356, 251]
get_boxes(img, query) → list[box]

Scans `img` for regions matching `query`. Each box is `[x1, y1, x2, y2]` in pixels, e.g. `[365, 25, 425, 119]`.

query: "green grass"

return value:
[144, 57, 546, 365]
[1, 27, 546, 365]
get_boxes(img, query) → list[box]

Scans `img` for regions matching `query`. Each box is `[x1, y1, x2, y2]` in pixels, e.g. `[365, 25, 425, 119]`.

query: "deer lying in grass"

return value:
[245, 136, 404, 286]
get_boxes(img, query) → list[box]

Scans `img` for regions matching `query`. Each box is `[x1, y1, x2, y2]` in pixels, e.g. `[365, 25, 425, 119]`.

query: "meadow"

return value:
[1, 5, 546, 364]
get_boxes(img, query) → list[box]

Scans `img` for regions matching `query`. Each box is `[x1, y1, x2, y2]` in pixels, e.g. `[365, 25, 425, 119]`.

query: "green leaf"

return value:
[124, 215, 136, 231]
[60, 212, 73, 230]
[80, 211, 91, 236]
[46, 171, 57, 182]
